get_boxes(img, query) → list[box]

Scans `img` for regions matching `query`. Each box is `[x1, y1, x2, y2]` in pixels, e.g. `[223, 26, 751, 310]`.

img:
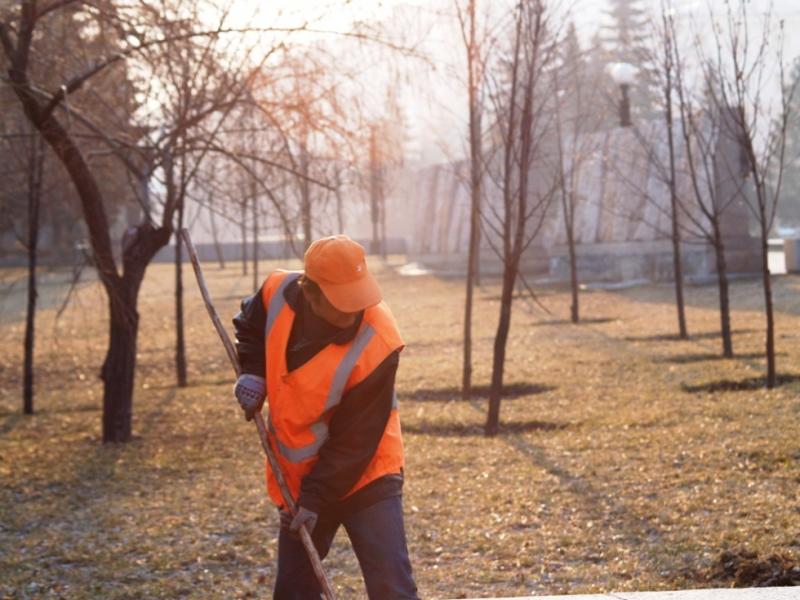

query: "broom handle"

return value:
[180, 229, 336, 600]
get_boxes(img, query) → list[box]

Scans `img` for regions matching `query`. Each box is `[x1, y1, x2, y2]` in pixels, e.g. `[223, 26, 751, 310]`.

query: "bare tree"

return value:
[608, 1, 689, 339]
[130, 10, 266, 390]
[2, 93, 99, 416]
[366, 98, 405, 258]
[249, 50, 358, 252]
[1, 2, 159, 441]
[0, 0, 295, 441]
[672, 19, 740, 358]
[483, 0, 560, 436]
[652, 0, 688, 338]
[455, 0, 487, 398]
[700, 0, 797, 387]
[551, 21, 606, 324]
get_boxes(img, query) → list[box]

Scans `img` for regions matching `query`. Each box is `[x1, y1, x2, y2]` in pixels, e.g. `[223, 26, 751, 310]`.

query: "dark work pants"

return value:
[273, 495, 419, 600]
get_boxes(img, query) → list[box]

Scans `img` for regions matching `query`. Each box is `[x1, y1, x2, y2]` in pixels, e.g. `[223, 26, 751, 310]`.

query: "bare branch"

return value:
[41, 56, 125, 120]
[35, 0, 82, 21]
[0, 21, 16, 60]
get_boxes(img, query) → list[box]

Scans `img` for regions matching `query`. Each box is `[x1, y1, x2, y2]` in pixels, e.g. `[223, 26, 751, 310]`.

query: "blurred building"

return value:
[404, 109, 761, 283]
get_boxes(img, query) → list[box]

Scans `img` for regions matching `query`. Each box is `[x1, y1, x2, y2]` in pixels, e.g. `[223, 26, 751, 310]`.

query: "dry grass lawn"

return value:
[1, 259, 799, 599]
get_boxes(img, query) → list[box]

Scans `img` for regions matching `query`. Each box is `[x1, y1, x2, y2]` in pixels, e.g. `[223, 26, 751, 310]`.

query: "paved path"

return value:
[478, 588, 799, 599]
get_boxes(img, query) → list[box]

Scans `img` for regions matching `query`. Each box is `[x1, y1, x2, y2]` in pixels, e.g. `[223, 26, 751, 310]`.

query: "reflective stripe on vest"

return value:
[265, 272, 301, 339]
[268, 318, 377, 463]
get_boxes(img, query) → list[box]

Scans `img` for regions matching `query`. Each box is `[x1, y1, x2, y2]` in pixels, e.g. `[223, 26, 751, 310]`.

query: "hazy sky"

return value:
[208, 0, 800, 165]
[187, 0, 800, 242]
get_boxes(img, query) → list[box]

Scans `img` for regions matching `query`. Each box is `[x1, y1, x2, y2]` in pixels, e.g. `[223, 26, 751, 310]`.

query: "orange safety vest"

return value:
[260, 270, 405, 508]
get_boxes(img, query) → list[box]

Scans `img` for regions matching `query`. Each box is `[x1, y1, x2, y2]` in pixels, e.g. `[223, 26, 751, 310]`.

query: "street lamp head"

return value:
[607, 62, 637, 128]
[608, 62, 638, 86]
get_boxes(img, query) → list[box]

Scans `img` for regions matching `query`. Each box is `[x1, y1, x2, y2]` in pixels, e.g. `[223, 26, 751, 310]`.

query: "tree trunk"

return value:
[474, 221, 482, 287]
[485, 3, 531, 437]
[252, 182, 259, 292]
[665, 85, 688, 339]
[174, 202, 188, 388]
[462, 186, 479, 400]
[669, 217, 688, 339]
[369, 127, 381, 255]
[209, 202, 225, 269]
[23, 215, 39, 415]
[103, 224, 172, 442]
[380, 190, 387, 260]
[335, 173, 345, 233]
[461, 271, 475, 399]
[240, 198, 248, 275]
[462, 147, 481, 398]
[485, 265, 515, 436]
[462, 0, 482, 398]
[566, 213, 579, 323]
[370, 198, 379, 255]
[557, 151, 578, 322]
[712, 228, 733, 358]
[301, 189, 312, 250]
[300, 144, 312, 251]
[23, 134, 44, 415]
[552, 64, 577, 324]
[759, 224, 776, 387]
[101, 283, 139, 442]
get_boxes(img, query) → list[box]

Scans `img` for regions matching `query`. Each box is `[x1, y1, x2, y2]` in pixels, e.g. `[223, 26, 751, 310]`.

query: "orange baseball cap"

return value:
[304, 235, 382, 312]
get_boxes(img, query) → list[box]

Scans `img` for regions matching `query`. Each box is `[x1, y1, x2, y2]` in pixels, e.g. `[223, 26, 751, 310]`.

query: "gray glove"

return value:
[289, 506, 319, 537]
[233, 374, 265, 421]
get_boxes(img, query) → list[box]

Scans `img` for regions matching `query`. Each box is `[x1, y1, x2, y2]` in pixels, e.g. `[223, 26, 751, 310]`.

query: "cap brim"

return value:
[318, 272, 383, 313]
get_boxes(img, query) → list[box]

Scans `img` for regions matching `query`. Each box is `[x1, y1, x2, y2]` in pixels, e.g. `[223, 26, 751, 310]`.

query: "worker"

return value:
[232, 234, 419, 599]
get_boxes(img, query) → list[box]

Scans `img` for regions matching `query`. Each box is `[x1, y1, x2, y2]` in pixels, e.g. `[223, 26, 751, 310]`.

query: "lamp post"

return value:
[609, 62, 638, 127]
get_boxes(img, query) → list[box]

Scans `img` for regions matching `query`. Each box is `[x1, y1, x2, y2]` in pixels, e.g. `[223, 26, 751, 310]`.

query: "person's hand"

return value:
[233, 374, 265, 421]
[289, 506, 319, 537]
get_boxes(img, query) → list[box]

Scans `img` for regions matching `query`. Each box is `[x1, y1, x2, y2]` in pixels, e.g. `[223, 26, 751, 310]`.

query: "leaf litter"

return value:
[0, 264, 799, 598]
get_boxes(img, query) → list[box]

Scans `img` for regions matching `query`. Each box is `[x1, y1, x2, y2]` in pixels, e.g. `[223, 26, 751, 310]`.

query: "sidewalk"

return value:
[478, 588, 799, 600]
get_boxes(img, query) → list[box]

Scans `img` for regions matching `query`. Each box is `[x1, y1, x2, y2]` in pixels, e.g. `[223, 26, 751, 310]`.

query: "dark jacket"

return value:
[233, 275, 403, 518]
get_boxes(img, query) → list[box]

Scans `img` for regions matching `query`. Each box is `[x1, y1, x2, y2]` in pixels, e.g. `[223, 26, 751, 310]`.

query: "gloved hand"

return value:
[233, 374, 266, 421]
[289, 506, 318, 537]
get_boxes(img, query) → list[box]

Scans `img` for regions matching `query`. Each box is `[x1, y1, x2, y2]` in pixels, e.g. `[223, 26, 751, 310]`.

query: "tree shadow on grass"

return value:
[404, 382, 554, 402]
[41, 403, 99, 414]
[681, 373, 800, 393]
[527, 317, 616, 327]
[146, 376, 230, 391]
[0, 413, 22, 436]
[403, 419, 569, 437]
[480, 291, 559, 302]
[654, 351, 785, 365]
[624, 329, 756, 343]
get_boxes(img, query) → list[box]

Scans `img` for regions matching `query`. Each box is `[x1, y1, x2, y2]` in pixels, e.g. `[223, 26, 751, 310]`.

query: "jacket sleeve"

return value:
[298, 350, 400, 514]
[232, 287, 267, 377]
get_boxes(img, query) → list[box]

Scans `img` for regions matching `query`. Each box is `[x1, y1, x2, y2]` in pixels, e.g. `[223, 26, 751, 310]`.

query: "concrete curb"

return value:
[467, 587, 799, 600]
